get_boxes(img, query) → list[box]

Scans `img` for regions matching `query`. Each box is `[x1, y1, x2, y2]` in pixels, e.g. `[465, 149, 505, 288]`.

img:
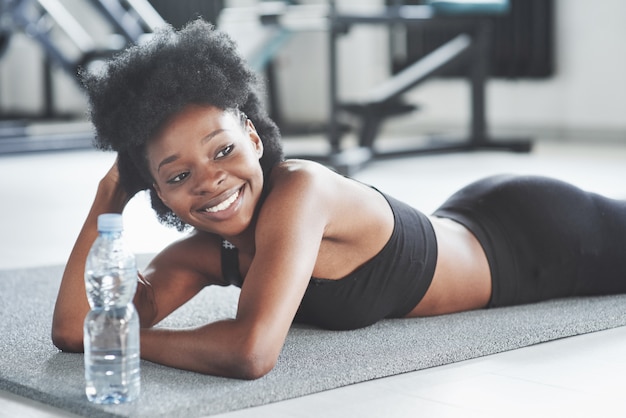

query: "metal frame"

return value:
[320, 1, 532, 174]
[0, 0, 165, 154]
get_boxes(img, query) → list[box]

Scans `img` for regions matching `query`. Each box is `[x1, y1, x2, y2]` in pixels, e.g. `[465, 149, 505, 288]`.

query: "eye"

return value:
[216, 144, 234, 159]
[166, 171, 189, 184]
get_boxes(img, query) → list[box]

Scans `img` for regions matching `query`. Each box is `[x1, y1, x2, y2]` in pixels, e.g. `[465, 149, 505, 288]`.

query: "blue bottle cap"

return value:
[97, 213, 124, 232]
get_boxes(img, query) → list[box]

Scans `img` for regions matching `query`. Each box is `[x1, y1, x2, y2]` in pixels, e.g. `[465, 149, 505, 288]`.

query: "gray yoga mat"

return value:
[2, 257, 626, 418]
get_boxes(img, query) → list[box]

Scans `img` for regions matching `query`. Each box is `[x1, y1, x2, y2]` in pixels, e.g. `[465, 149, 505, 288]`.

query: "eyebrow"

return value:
[157, 154, 180, 173]
[156, 128, 227, 173]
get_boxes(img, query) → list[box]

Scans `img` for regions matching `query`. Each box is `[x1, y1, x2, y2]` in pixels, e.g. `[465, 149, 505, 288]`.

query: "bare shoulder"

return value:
[256, 160, 334, 227]
[270, 159, 387, 208]
[267, 159, 356, 202]
[263, 159, 392, 244]
[269, 159, 336, 187]
[260, 160, 348, 223]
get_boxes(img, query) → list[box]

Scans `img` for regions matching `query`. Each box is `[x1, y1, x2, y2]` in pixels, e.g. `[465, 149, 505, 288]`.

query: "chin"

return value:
[190, 218, 252, 239]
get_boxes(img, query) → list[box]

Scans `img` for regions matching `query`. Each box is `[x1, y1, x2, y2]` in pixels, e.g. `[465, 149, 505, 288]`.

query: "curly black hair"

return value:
[81, 19, 284, 230]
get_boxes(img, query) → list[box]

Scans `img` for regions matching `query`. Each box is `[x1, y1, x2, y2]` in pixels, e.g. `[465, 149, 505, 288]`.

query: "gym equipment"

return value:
[324, 0, 532, 174]
[0, 0, 165, 153]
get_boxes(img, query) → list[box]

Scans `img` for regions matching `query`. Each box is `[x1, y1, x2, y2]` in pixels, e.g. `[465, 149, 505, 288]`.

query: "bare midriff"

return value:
[406, 217, 492, 317]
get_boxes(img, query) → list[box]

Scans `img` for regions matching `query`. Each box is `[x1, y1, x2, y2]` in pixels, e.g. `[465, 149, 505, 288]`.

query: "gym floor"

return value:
[1, 135, 626, 417]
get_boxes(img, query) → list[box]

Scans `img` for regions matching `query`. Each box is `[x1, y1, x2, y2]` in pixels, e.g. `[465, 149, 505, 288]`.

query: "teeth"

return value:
[205, 190, 239, 213]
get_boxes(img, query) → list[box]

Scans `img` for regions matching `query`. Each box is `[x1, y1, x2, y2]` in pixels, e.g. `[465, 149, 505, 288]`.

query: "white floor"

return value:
[1, 138, 626, 417]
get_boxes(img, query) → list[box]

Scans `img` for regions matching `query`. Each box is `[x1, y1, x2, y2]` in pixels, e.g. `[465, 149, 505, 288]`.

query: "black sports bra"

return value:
[220, 190, 437, 330]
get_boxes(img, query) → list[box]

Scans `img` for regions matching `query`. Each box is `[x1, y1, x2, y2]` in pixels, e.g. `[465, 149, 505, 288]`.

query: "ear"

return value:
[246, 119, 264, 159]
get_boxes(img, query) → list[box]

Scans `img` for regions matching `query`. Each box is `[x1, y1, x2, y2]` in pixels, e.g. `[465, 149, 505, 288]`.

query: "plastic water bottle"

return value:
[84, 213, 140, 404]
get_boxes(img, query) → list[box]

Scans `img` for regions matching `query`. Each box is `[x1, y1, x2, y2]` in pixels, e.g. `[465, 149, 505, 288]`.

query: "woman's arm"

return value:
[139, 167, 329, 379]
[50, 161, 168, 351]
[52, 162, 132, 351]
[52, 162, 223, 352]
[51, 161, 212, 351]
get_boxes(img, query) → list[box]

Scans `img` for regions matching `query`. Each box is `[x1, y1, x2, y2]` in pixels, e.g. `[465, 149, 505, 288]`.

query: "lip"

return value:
[195, 186, 244, 220]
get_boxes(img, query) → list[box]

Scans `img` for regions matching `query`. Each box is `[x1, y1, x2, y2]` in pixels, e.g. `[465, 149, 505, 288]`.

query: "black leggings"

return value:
[433, 175, 626, 307]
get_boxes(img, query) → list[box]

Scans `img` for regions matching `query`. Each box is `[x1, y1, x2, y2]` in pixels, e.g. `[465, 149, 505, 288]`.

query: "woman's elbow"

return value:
[51, 323, 84, 353]
[237, 356, 276, 380]
[231, 339, 279, 380]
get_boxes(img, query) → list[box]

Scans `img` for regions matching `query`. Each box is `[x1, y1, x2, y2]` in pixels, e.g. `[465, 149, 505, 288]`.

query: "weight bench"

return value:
[323, 0, 532, 174]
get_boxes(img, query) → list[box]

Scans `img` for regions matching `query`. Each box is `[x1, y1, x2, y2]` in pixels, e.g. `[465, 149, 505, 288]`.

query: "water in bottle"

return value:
[84, 213, 140, 404]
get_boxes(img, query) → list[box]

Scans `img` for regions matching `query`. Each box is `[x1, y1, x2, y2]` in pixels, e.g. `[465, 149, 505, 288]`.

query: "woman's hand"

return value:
[116, 151, 150, 198]
[98, 157, 133, 208]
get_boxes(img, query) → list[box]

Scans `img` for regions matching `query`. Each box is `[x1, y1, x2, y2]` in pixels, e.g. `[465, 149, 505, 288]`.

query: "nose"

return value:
[191, 163, 226, 195]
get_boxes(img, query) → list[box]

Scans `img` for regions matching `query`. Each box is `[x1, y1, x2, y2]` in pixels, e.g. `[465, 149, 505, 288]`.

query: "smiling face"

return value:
[147, 105, 265, 238]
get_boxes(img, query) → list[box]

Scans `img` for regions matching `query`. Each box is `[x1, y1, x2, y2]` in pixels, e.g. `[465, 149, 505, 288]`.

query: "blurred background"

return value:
[1, 0, 625, 154]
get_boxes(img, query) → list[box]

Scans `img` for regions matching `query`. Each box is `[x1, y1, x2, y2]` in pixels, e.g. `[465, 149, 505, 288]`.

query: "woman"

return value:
[52, 20, 626, 379]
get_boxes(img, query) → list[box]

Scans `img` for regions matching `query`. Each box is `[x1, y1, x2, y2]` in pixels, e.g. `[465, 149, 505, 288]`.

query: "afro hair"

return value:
[81, 19, 284, 230]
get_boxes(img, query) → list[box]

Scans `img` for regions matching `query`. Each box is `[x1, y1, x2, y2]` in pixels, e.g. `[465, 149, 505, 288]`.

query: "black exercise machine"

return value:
[322, 0, 532, 174]
[0, 0, 165, 153]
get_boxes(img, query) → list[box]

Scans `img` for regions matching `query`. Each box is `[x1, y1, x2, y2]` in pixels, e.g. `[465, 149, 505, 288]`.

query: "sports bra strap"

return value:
[220, 239, 243, 287]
